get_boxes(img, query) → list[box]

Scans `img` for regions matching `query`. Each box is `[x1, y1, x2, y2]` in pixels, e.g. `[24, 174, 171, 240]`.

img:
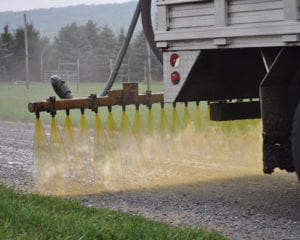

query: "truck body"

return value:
[154, 0, 300, 178]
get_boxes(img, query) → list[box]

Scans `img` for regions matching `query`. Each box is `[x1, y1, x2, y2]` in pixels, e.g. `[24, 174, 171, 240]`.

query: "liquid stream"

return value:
[33, 104, 262, 196]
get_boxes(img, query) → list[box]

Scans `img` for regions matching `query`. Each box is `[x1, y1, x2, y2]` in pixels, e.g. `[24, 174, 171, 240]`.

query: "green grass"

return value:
[0, 185, 227, 240]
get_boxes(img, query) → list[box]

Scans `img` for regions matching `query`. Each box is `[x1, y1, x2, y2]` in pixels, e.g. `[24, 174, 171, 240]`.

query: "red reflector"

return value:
[170, 53, 180, 67]
[171, 72, 180, 85]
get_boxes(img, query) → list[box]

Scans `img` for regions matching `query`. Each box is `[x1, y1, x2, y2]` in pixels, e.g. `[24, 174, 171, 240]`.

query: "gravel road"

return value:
[0, 120, 299, 240]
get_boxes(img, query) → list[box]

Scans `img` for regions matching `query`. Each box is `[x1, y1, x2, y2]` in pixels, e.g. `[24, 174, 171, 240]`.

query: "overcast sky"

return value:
[0, 0, 134, 12]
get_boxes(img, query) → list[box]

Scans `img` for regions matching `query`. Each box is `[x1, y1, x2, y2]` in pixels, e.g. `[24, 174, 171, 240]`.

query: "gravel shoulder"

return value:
[0, 120, 299, 240]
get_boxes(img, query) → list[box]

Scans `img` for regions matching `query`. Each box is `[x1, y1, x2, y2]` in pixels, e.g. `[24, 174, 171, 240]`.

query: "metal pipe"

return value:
[29, 83, 164, 115]
[140, 0, 163, 64]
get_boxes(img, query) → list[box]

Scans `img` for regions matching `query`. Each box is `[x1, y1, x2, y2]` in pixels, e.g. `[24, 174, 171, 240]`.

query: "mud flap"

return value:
[292, 101, 300, 180]
[260, 47, 300, 174]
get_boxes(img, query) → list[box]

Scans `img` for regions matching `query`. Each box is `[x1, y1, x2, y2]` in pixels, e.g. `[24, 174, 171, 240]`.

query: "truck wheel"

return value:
[292, 101, 300, 181]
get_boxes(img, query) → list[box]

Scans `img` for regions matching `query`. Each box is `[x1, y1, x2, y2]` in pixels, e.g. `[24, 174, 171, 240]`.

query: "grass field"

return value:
[0, 185, 227, 240]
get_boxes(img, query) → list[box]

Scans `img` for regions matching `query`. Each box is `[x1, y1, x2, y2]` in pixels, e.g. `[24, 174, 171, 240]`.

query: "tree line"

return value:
[0, 20, 162, 83]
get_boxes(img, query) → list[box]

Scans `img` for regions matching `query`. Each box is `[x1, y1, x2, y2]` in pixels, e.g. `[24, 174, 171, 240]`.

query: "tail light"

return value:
[170, 53, 180, 68]
[171, 71, 180, 85]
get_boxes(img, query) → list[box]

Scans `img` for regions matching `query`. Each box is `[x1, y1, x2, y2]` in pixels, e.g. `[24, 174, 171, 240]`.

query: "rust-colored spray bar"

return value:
[28, 83, 164, 118]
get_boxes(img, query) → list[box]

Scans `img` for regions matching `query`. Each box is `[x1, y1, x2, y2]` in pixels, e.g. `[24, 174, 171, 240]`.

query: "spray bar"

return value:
[28, 83, 164, 117]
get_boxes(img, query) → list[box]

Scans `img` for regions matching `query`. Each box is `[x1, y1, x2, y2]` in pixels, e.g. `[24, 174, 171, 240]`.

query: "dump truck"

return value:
[29, 0, 300, 180]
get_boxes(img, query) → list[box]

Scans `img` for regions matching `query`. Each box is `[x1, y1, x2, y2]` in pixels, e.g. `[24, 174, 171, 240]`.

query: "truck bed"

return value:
[155, 0, 300, 50]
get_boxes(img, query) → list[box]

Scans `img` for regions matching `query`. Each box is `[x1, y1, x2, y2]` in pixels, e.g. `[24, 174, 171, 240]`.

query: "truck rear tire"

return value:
[292, 101, 300, 181]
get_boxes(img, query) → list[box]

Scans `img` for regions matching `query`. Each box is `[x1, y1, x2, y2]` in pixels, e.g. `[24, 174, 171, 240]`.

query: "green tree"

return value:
[117, 27, 126, 49]
[99, 25, 117, 60]
[13, 23, 49, 82]
[54, 22, 93, 82]
[0, 25, 14, 81]
[1, 25, 14, 49]
[81, 20, 104, 82]
[14, 23, 44, 57]
[53, 22, 119, 83]
[114, 27, 131, 83]
[95, 25, 118, 82]
[0, 23, 47, 82]
[129, 31, 162, 83]
[84, 20, 100, 49]
[51, 22, 142, 83]
[54, 23, 91, 60]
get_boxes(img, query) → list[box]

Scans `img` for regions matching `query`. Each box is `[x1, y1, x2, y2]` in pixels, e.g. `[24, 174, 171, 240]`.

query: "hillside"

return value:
[0, 1, 143, 38]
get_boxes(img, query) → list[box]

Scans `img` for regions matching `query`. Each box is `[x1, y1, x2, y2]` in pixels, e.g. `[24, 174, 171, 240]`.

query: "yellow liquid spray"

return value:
[93, 113, 105, 191]
[32, 103, 262, 196]
[33, 119, 57, 194]
[102, 112, 123, 190]
[49, 117, 69, 195]
[61, 115, 90, 195]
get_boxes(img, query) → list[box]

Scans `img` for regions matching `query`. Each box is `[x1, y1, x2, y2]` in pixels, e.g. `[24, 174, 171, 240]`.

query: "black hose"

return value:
[140, 0, 163, 64]
[99, 1, 141, 96]
[99, 0, 162, 96]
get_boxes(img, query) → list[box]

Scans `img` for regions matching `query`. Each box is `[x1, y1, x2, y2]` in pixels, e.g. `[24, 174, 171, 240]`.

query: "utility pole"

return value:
[109, 59, 113, 75]
[127, 53, 130, 83]
[146, 42, 152, 92]
[24, 13, 29, 89]
[76, 57, 80, 90]
[40, 51, 44, 82]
